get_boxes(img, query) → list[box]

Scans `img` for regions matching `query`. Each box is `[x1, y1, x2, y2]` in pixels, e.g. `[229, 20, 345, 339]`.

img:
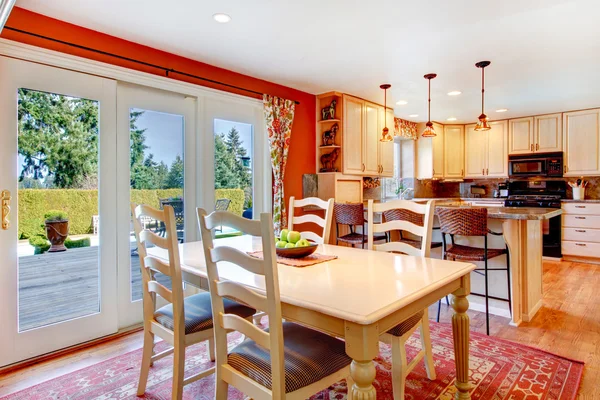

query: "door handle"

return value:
[530, 144, 534, 152]
[575, 229, 587, 233]
[575, 216, 586, 219]
[482, 168, 485, 176]
[536, 143, 539, 151]
[486, 168, 489, 175]
[575, 205, 586, 208]
[1, 190, 11, 230]
[576, 243, 587, 247]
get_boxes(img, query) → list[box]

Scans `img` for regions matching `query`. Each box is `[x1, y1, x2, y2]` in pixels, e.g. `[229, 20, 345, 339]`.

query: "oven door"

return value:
[509, 158, 547, 177]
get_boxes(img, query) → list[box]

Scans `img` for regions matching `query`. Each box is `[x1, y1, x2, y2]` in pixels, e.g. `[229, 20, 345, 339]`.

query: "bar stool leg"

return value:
[506, 246, 512, 317]
[484, 237, 490, 336]
[437, 299, 442, 322]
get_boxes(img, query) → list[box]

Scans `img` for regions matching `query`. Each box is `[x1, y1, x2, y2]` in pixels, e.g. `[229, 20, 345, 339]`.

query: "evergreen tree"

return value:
[164, 155, 184, 189]
[214, 133, 240, 189]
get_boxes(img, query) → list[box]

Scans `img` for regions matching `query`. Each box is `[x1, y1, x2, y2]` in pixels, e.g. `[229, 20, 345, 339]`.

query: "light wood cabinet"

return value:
[562, 202, 600, 260]
[342, 95, 364, 175]
[416, 122, 444, 179]
[379, 108, 394, 177]
[509, 117, 534, 154]
[563, 109, 600, 176]
[363, 101, 380, 175]
[464, 121, 508, 178]
[509, 114, 562, 155]
[535, 113, 562, 153]
[443, 125, 464, 179]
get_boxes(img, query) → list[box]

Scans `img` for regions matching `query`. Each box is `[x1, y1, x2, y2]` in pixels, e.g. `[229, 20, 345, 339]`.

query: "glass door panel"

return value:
[0, 57, 118, 367]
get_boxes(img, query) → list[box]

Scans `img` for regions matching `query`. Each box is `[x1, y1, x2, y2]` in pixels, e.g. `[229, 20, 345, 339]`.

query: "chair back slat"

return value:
[220, 313, 271, 350]
[367, 199, 435, 257]
[288, 196, 334, 244]
[216, 280, 269, 313]
[437, 207, 488, 236]
[131, 203, 185, 335]
[210, 246, 265, 276]
[197, 208, 286, 397]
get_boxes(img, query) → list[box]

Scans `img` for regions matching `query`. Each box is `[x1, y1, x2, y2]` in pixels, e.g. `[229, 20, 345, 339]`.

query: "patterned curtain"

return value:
[263, 94, 296, 233]
[394, 117, 418, 140]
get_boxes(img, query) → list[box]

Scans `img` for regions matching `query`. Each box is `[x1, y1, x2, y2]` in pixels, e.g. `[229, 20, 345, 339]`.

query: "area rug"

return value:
[5, 321, 583, 400]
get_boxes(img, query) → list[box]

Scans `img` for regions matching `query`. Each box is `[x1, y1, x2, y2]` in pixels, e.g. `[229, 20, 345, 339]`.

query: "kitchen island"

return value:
[436, 205, 562, 326]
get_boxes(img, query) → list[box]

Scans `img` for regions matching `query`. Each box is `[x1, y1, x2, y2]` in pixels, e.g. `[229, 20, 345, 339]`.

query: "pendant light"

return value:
[379, 84, 393, 142]
[474, 60, 491, 131]
[422, 73, 437, 137]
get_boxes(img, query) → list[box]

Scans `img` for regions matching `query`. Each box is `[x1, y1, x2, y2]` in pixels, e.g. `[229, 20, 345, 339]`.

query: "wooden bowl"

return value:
[275, 243, 318, 259]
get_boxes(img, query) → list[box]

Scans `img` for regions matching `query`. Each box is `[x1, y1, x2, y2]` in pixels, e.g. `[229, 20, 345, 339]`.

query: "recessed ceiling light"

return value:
[447, 117, 457, 121]
[447, 91, 462, 96]
[213, 13, 231, 23]
[496, 108, 508, 112]
[409, 114, 419, 118]
[396, 100, 408, 105]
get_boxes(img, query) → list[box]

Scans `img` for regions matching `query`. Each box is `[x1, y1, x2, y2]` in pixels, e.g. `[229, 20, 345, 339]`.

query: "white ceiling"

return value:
[14, 0, 600, 123]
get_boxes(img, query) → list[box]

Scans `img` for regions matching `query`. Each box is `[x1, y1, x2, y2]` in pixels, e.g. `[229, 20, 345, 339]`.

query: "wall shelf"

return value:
[318, 119, 341, 124]
[319, 145, 341, 149]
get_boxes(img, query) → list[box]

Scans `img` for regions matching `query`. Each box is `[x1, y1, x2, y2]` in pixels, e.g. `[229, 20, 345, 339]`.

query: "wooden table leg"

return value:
[452, 280, 472, 400]
[344, 322, 379, 400]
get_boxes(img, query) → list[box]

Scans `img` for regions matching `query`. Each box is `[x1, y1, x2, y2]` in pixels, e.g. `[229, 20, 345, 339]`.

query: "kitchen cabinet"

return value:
[464, 120, 509, 178]
[443, 125, 464, 179]
[563, 109, 600, 176]
[416, 122, 444, 179]
[509, 117, 534, 154]
[509, 114, 562, 155]
[363, 101, 380, 175]
[379, 108, 395, 177]
[342, 95, 364, 175]
[562, 202, 600, 260]
[535, 113, 562, 153]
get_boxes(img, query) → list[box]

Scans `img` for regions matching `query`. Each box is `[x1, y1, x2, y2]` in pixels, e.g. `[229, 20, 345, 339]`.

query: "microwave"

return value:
[508, 152, 563, 178]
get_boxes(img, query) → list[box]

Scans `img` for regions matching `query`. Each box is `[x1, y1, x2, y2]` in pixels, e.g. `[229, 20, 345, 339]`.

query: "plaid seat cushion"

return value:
[154, 292, 255, 335]
[386, 310, 424, 337]
[445, 244, 507, 262]
[228, 322, 352, 393]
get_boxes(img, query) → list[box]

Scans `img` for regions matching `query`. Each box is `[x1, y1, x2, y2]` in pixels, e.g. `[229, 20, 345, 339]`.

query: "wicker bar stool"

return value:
[436, 207, 511, 336]
[333, 202, 386, 248]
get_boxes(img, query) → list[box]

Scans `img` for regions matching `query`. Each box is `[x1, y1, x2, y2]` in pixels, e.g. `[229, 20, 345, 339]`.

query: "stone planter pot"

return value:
[45, 220, 69, 252]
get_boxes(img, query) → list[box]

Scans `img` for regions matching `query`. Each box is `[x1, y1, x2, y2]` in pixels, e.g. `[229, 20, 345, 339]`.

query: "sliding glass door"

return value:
[0, 56, 118, 367]
[116, 83, 196, 328]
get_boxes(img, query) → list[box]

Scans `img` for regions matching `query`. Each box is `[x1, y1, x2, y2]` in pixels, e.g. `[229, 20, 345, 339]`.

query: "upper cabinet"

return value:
[443, 125, 464, 179]
[338, 94, 393, 177]
[563, 109, 600, 176]
[416, 122, 444, 179]
[465, 120, 508, 178]
[509, 114, 562, 155]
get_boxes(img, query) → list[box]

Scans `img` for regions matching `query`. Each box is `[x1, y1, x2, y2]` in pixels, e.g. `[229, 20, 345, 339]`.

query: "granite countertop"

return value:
[435, 205, 562, 220]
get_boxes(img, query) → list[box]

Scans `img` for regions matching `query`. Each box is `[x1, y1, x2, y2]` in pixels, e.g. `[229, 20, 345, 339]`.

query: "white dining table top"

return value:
[148, 235, 476, 325]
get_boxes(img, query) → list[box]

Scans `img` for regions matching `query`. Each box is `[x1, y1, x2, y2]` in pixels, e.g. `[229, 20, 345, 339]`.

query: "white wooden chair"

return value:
[367, 199, 437, 400]
[197, 208, 353, 400]
[131, 203, 256, 400]
[287, 196, 334, 244]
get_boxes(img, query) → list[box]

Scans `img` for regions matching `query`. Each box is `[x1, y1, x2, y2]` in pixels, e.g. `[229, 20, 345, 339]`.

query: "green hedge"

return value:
[18, 188, 245, 239]
[215, 189, 244, 216]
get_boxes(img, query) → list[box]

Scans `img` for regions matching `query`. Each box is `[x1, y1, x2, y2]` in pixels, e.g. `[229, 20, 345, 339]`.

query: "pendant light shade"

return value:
[379, 84, 393, 142]
[475, 61, 491, 131]
[421, 73, 437, 138]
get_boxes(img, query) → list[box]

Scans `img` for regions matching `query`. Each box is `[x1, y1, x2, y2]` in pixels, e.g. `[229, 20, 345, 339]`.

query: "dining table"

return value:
[148, 235, 477, 399]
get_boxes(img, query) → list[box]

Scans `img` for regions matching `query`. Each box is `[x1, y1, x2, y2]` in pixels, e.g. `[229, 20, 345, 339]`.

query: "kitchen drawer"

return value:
[562, 203, 600, 215]
[562, 214, 600, 229]
[563, 228, 600, 243]
[562, 241, 600, 258]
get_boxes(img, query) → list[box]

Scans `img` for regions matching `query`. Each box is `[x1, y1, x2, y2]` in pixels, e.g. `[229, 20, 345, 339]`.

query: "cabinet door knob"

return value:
[536, 143, 539, 151]
[576, 243, 587, 247]
[575, 229, 587, 233]
[575, 205, 586, 208]
[482, 168, 485, 176]
[530, 144, 534, 152]
[486, 168, 489, 175]
[575, 216, 587, 220]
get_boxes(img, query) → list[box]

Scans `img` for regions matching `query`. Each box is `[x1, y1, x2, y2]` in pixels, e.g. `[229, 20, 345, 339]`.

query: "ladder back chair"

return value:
[366, 199, 437, 400]
[132, 203, 256, 400]
[435, 207, 511, 336]
[287, 196, 334, 244]
[333, 202, 386, 248]
[197, 209, 353, 400]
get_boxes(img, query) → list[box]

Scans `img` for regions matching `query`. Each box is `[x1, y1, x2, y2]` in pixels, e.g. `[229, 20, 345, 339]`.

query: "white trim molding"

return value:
[0, 0, 16, 33]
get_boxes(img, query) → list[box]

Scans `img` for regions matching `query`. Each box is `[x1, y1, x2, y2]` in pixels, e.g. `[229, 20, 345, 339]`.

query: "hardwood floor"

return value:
[0, 260, 598, 398]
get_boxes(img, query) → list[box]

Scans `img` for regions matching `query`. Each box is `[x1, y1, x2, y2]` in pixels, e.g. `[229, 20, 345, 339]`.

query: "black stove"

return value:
[503, 180, 566, 258]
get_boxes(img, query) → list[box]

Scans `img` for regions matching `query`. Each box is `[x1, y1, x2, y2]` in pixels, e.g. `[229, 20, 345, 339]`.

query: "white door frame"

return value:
[116, 82, 197, 328]
[0, 56, 118, 367]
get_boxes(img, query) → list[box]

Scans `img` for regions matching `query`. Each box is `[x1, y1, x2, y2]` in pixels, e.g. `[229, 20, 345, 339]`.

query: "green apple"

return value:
[285, 242, 296, 249]
[287, 230, 301, 244]
[296, 239, 310, 247]
[275, 241, 288, 248]
[280, 229, 290, 241]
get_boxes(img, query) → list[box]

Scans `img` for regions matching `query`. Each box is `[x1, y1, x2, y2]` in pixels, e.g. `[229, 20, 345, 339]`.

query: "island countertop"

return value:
[435, 205, 562, 220]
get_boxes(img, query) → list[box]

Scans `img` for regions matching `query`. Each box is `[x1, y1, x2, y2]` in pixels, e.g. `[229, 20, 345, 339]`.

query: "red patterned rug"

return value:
[5, 322, 583, 399]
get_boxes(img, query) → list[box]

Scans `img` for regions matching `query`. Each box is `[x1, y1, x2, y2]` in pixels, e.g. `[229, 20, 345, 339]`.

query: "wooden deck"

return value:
[17, 245, 169, 332]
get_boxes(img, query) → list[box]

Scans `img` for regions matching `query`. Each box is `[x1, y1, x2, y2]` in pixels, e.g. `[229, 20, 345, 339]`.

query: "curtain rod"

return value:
[4, 26, 301, 105]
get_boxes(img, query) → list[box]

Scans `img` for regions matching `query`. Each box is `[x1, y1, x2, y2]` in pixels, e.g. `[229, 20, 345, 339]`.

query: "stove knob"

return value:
[538, 201, 545, 207]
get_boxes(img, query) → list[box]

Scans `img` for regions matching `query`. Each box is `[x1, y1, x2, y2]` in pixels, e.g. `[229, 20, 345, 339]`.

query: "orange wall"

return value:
[2, 7, 316, 208]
